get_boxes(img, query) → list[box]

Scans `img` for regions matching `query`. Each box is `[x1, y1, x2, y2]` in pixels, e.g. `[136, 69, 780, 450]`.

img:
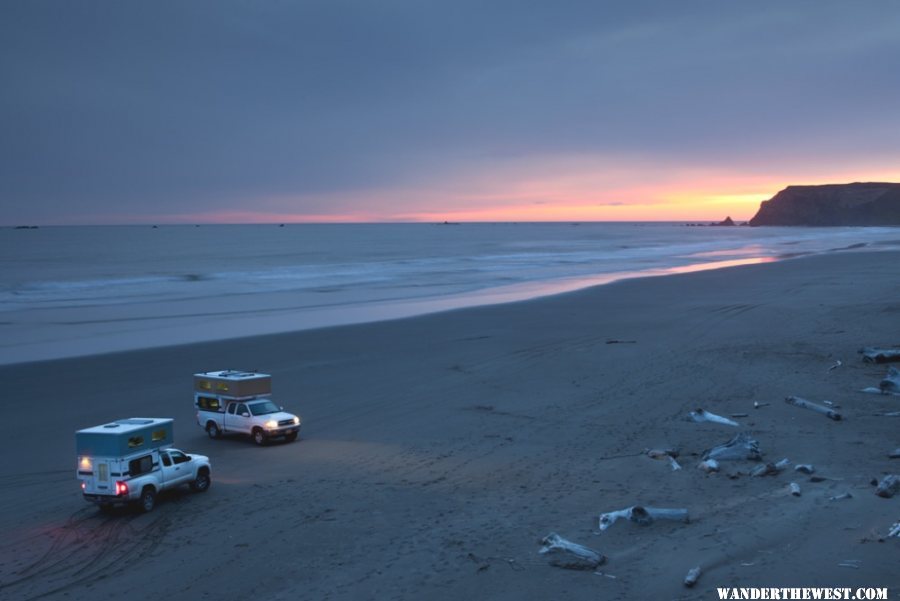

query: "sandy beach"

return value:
[1, 249, 899, 600]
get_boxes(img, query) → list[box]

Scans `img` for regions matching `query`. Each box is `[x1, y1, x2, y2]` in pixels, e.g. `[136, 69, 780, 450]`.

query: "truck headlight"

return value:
[293, 417, 300, 425]
[265, 420, 278, 429]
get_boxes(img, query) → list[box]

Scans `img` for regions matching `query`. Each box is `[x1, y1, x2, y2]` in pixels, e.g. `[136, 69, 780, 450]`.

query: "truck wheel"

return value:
[252, 428, 267, 446]
[206, 422, 221, 439]
[140, 487, 156, 513]
[285, 431, 298, 442]
[191, 468, 211, 493]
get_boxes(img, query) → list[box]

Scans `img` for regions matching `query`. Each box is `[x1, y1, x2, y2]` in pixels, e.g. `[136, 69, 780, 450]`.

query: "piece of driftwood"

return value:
[828, 360, 842, 371]
[702, 432, 761, 462]
[683, 566, 702, 587]
[794, 464, 815, 474]
[697, 459, 719, 473]
[888, 522, 900, 538]
[751, 458, 790, 477]
[688, 409, 739, 427]
[880, 367, 900, 394]
[875, 475, 900, 498]
[859, 347, 900, 364]
[753, 401, 770, 409]
[829, 492, 853, 501]
[539, 533, 605, 570]
[647, 448, 679, 459]
[788, 482, 801, 496]
[862, 367, 900, 395]
[598, 506, 690, 532]
[784, 396, 842, 421]
[646, 448, 682, 471]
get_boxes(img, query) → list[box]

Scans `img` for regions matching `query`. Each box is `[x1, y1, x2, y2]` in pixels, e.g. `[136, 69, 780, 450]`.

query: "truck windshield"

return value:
[249, 401, 280, 416]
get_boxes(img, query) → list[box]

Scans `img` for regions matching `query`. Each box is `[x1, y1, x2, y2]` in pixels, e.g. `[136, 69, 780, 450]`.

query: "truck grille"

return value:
[278, 419, 295, 427]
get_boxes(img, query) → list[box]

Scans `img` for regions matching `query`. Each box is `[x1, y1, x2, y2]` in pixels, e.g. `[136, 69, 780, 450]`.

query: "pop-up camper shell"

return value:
[194, 370, 272, 412]
[76, 418, 175, 500]
[76, 418, 174, 459]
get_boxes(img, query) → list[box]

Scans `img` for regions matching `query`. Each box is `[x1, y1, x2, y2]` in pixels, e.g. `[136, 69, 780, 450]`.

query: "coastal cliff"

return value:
[749, 182, 900, 226]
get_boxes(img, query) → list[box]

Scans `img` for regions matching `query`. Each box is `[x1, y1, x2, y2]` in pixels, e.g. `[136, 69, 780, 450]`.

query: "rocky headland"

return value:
[750, 182, 900, 226]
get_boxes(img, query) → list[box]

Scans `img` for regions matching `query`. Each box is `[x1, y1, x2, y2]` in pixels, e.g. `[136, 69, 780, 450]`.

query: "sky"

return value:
[2, 1, 900, 225]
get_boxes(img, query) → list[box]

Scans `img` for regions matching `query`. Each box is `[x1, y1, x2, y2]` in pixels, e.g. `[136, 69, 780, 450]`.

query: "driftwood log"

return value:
[859, 347, 900, 364]
[539, 533, 605, 570]
[751, 458, 790, 477]
[687, 409, 739, 427]
[784, 396, 842, 421]
[646, 449, 682, 471]
[697, 459, 719, 473]
[598, 506, 689, 532]
[880, 367, 900, 394]
[875, 475, 900, 498]
[702, 432, 761, 462]
[683, 566, 702, 587]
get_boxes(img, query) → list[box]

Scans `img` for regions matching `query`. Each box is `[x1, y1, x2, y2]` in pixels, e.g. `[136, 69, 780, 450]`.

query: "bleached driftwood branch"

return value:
[784, 396, 842, 421]
[539, 533, 605, 570]
[598, 506, 689, 532]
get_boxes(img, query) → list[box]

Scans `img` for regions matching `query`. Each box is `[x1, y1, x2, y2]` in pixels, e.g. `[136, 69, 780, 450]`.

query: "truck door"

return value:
[160, 450, 192, 486]
[223, 402, 240, 433]
[225, 402, 252, 434]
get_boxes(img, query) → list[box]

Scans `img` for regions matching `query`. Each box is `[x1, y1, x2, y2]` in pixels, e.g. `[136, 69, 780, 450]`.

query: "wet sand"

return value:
[1, 250, 899, 600]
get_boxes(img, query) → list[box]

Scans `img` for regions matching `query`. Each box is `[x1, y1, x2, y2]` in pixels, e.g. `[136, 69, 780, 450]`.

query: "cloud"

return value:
[2, 1, 900, 222]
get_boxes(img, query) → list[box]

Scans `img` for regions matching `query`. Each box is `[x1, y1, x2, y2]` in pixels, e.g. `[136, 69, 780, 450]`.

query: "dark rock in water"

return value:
[749, 182, 900, 226]
[14, 225, 39, 229]
[710, 216, 736, 226]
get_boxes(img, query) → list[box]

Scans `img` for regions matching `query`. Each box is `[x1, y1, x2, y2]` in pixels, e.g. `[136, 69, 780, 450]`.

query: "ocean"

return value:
[3, 222, 899, 364]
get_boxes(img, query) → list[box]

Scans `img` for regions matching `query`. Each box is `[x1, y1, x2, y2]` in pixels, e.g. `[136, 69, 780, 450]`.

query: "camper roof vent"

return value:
[215, 370, 259, 378]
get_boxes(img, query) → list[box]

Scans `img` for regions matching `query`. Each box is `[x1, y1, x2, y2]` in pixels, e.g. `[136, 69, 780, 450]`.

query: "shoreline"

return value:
[1, 247, 889, 366]
[2, 248, 899, 599]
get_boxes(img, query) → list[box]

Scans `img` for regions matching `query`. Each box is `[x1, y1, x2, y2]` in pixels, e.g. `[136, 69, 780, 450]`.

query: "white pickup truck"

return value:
[194, 370, 302, 445]
[77, 418, 212, 512]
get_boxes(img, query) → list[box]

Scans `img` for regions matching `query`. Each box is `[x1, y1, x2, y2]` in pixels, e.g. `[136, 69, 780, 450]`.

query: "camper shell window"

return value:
[197, 396, 221, 411]
[128, 455, 154, 477]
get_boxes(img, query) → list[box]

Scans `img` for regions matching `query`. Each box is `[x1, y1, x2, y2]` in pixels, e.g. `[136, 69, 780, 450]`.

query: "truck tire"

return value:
[252, 428, 267, 446]
[191, 468, 211, 493]
[206, 422, 221, 439]
[285, 431, 298, 442]
[140, 487, 156, 513]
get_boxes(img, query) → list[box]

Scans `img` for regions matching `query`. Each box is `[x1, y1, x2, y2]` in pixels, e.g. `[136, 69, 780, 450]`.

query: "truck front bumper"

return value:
[267, 426, 300, 438]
